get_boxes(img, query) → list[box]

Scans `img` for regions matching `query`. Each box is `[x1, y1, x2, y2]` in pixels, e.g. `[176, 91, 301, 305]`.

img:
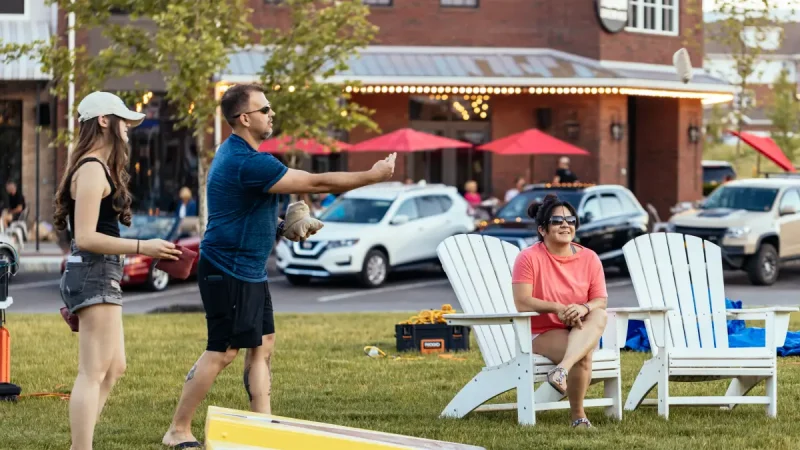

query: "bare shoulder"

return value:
[71, 159, 111, 196]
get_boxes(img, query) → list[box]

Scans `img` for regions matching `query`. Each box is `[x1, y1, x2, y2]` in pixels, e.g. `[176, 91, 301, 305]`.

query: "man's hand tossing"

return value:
[370, 152, 397, 182]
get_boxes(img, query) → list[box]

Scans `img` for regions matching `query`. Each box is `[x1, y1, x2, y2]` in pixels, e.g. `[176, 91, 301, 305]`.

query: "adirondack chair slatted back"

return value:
[622, 233, 728, 350]
[437, 235, 519, 366]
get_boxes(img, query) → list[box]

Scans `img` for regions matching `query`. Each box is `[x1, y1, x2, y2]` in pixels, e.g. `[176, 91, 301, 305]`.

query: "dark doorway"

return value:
[0, 101, 23, 202]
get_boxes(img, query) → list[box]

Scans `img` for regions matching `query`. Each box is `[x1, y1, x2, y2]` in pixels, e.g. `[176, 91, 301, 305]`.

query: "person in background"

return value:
[463, 180, 482, 207]
[404, 177, 414, 185]
[504, 176, 526, 203]
[2, 181, 25, 228]
[176, 186, 198, 219]
[553, 157, 578, 184]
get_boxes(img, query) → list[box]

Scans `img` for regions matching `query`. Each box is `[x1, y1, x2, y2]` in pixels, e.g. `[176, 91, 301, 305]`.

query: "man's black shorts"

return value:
[197, 256, 275, 352]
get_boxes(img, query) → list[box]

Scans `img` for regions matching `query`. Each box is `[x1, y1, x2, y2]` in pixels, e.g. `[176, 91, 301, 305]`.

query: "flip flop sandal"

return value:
[571, 418, 592, 428]
[172, 442, 202, 448]
[547, 367, 568, 395]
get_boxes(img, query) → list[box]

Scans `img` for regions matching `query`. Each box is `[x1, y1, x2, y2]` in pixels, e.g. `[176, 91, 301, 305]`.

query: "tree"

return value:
[704, 103, 729, 145]
[767, 66, 800, 161]
[0, 0, 253, 235]
[258, 0, 380, 169]
[699, 0, 799, 155]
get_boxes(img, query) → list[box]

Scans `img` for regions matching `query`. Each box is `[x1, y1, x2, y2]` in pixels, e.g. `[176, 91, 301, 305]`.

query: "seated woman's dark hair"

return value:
[527, 193, 579, 240]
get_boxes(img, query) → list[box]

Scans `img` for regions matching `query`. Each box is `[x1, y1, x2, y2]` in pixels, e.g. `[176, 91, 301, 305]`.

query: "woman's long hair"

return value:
[53, 115, 133, 231]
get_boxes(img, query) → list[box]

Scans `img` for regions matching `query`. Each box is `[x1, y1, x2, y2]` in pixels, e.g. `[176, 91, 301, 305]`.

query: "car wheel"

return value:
[147, 266, 170, 292]
[746, 243, 779, 286]
[286, 274, 312, 286]
[360, 249, 388, 288]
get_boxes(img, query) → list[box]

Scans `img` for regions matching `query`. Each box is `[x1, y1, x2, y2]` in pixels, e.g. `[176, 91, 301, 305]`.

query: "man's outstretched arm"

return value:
[268, 153, 396, 195]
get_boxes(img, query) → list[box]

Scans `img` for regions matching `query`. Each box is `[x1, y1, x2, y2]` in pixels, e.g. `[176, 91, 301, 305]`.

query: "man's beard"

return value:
[261, 129, 273, 140]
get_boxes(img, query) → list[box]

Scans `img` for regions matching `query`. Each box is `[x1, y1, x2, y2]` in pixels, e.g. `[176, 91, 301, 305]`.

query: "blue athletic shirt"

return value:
[200, 133, 288, 282]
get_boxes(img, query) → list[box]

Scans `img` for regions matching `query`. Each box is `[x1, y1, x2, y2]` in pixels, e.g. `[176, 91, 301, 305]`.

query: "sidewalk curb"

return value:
[18, 256, 64, 274]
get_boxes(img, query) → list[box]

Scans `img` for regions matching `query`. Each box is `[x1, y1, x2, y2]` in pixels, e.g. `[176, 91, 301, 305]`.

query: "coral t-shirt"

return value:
[511, 242, 608, 334]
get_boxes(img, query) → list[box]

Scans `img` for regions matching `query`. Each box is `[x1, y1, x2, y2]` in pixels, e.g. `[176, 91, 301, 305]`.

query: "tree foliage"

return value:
[767, 66, 800, 161]
[257, 0, 380, 167]
[0, 0, 380, 232]
[699, 0, 799, 154]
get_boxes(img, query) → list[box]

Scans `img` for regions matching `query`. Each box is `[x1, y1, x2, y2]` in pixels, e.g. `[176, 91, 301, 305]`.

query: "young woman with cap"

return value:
[55, 91, 182, 450]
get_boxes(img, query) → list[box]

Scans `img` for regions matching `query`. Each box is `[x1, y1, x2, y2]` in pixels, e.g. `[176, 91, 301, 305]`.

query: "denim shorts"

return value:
[60, 241, 124, 314]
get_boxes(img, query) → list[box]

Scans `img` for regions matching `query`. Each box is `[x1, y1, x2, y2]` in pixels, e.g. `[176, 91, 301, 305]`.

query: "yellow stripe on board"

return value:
[206, 416, 406, 450]
[204, 407, 485, 450]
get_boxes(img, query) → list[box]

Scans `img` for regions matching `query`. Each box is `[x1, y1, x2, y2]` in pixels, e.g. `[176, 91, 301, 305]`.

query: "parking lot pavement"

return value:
[7, 263, 800, 315]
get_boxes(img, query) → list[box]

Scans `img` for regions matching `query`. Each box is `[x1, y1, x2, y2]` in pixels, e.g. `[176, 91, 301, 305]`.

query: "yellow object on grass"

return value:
[204, 406, 486, 449]
[398, 304, 456, 325]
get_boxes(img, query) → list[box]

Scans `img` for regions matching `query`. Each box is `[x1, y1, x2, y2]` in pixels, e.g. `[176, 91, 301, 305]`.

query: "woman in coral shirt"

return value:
[511, 193, 608, 428]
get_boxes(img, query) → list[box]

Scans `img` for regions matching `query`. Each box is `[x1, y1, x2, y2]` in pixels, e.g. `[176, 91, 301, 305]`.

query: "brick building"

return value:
[0, 0, 57, 226]
[53, 0, 735, 220]
[218, 0, 733, 218]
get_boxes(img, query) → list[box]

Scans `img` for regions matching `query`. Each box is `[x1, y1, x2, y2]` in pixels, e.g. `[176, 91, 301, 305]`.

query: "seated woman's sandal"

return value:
[546, 367, 568, 395]
[571, 418, 593, 428]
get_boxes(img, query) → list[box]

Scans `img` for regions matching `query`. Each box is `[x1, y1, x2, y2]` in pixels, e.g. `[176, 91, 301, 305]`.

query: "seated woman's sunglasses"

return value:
[548, 215, 577, 226]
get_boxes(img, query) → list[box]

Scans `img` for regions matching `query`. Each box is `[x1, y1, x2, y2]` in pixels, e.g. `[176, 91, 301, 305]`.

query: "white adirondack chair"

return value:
[436, 234, 664, 426]
[622, 232, 798, 419]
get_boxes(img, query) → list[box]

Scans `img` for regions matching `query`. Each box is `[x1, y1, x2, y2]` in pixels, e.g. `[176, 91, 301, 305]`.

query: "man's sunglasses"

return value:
[234, 105, 271, 118]
[548, 215, 577, 226]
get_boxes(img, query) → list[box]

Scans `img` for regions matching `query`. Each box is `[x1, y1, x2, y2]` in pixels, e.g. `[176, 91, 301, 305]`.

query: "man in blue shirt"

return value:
[163, 83, 396, 448]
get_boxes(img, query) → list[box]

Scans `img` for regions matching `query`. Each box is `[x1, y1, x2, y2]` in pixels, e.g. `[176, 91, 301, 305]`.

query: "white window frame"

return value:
[363, 0, 392, 5]
[440, 0, 479, 7]
[625, 0, 679, 37]
[0, 0, 29, 20]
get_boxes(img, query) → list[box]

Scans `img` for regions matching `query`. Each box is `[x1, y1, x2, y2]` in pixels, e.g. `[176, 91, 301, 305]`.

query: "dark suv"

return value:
[477, 184, 649, 272]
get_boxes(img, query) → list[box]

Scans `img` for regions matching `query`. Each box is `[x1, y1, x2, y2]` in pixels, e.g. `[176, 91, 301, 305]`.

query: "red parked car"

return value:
[61, 215, 201, 292]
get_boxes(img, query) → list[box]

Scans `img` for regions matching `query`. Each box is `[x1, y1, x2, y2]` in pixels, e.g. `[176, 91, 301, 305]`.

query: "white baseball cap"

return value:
[77, 91, 146, 127]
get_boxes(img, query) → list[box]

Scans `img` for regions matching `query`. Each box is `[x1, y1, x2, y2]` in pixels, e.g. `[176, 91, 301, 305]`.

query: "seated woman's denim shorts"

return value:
[60, 241, 124, 314]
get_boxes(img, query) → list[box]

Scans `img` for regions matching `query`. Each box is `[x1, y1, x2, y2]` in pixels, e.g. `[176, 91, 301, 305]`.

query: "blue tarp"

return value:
[623, 299, 800, 357]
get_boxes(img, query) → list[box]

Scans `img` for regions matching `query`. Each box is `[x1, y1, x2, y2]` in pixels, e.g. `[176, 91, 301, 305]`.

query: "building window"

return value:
[0, 0, 25, 15]
[441, 0, 478, 7]
[627, 0, 678, 35]
[363, 0, 392, 5]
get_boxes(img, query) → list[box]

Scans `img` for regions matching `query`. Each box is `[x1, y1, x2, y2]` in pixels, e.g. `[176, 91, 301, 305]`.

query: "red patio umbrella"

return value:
[348, 128, 473, 152]
[477, 128, 590, 182]
[728, 130, 796, 173]
[258, 135, 351, 156]
[476, 128, 590, 156]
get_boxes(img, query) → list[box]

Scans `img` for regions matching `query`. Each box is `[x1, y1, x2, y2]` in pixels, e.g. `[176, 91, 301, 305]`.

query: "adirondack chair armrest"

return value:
[443, 313, 537, 354]
[607, 307, 672, 349]
[726, 307, 799, 348]
[442, 312, 539, 326]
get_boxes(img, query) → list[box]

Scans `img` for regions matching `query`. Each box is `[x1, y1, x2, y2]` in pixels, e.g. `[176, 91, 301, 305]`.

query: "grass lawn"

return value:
[3, 312, 800, 450]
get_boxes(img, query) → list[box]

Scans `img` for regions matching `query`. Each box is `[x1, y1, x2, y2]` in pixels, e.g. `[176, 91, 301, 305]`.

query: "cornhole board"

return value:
[204, 406, 485, 450]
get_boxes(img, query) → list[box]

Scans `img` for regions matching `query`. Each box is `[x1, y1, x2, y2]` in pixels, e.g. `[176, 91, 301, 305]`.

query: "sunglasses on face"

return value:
[234, 105, 271, 118]
[548, 215, 577, 227]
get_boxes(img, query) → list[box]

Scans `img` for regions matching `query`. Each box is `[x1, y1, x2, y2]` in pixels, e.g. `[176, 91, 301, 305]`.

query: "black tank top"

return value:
[67, 157, 121, 238]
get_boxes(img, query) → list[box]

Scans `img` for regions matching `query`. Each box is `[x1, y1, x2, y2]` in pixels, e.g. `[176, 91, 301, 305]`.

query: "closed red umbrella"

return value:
[476, 129, 590, 155]
[728, 130, 796, 173]
[348, 128, 473, 152]
[258, 135, 351, 156]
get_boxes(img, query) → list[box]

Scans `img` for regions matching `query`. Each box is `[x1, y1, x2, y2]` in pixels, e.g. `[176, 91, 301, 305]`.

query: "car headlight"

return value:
[725, 227, 751, 238]
[327, 239, 359, 249]
[125, 256, 145, 266]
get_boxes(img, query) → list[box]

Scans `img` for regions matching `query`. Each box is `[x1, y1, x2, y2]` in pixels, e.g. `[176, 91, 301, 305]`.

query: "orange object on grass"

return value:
[0, 326, 9, 383]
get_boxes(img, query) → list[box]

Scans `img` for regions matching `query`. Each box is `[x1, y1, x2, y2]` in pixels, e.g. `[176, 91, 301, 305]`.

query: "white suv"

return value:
[275, 182, 476, 287]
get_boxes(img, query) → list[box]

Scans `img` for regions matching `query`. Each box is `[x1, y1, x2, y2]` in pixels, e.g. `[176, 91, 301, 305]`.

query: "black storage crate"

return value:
[395, 323, 470, 354]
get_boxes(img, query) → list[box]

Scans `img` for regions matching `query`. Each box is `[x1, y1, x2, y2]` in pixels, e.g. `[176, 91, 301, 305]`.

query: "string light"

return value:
[341, 83, 733, 103]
